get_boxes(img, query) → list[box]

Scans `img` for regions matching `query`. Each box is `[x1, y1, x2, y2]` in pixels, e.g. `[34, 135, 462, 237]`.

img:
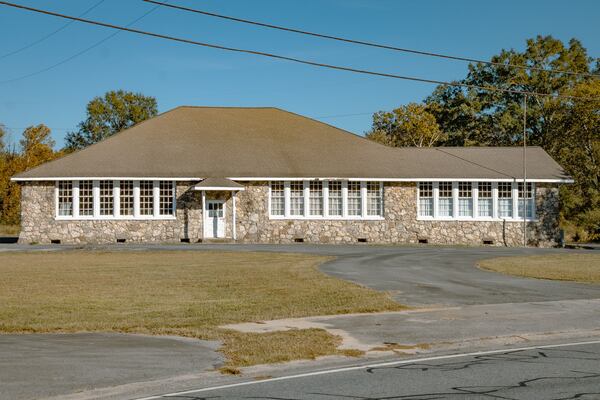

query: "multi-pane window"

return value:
[139, 181, 154, 216]
[270, 182, 285, 216]
[290, 181, 304, 216]
[418, 182, 433, 217]
[438, 182, 453, 217]
[518, 182, 535, 219]
[268, 180, 383, 219]
[57, 181, 73, 216]
[99, 180, 114, 216]
[328, 181, 342, 217]
[309, 181, 323, 216]
[120, 180, 134, 216]
[367, 182, 382, 216]
[498, 182, 513, 218]
[79, 180, 93, 216]
[56, 180, 176, 219]
[478, 182, 492, 217]
[347, 182, 362, 216]
[458, 182, 473, 217]
[159, 181, 174, 216]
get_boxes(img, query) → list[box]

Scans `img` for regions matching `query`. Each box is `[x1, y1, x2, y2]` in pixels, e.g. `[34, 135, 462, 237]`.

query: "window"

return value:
[57, 181, 73, 216]
[120, 180, 134, 216]
[418, 182, 433, 217]
[347, 182, 362, 216]
[139, 181, 154, 216]
[328, 181, 342, 217]
[79, 180, 93, 216]
[367, 182, 382, 216]
[99, 180, 113, 216]
[159, 181, 174, 216]
[498, 182, 513, 218]
[309, 181, 323, 216]
[478, 182, 492, 217]
[438, 182, 453, 217]
[458, 182, 473, 217]
[518, 182, 535, 219]
[270, 182, 285, 216]
[290, 181, 304, 216]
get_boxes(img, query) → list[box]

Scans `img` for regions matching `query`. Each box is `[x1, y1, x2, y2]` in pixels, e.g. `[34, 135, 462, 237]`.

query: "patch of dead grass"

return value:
[479, 253, 600, 284]
[0, 250, 403, 368]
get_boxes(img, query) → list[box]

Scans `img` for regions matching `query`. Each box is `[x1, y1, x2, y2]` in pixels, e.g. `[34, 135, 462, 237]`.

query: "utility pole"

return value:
[523, 94, 527, 247]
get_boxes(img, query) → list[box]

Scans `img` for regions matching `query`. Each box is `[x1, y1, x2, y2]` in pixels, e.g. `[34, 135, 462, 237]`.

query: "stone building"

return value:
[13, 106, 571, 246]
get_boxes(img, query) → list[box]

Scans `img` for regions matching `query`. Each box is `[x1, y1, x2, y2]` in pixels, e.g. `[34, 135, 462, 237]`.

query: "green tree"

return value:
[366, 103, 445, 147]
[426, 35, 594, 147]
[65, 90, 158, 150]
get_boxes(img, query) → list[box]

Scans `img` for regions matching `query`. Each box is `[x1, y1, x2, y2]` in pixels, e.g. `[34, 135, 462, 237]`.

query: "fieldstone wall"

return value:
[235, 182, 560, 247]
[18, 181, 560, 247]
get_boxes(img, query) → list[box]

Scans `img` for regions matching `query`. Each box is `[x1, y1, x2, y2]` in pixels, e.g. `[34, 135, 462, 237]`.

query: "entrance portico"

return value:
[193, 177, 245, 240]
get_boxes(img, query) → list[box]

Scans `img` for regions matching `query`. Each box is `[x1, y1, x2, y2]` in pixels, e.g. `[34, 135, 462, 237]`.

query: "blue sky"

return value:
[1, 0, 598, 149]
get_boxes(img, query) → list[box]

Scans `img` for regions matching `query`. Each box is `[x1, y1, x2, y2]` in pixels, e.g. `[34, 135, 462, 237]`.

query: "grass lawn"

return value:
[0, 224, 19, 236]
[0, 250, 403, 369]
[479, 253, 600, 284]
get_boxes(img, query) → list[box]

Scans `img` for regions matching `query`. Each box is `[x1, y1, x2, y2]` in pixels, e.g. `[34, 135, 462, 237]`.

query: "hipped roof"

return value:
[14, 106, 571, 182]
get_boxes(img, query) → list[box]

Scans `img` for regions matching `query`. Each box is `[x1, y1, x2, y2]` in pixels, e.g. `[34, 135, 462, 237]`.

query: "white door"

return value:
[205, 200, 225, 238]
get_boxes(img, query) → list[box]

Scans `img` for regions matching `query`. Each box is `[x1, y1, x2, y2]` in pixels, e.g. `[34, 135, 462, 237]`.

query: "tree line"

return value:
[0, 90, 157, 226]
[366, 36, 599, 241]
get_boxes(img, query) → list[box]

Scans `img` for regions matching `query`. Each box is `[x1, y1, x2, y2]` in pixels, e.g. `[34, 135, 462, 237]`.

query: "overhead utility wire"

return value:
[1, 1, 598, 102]
[144, 0, 599, 79]
[0, 1, 164, 84]
[0, 0, 105, 60]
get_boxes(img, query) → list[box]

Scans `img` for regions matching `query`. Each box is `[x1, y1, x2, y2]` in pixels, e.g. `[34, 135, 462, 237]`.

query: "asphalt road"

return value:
[148, 342, 600, 400]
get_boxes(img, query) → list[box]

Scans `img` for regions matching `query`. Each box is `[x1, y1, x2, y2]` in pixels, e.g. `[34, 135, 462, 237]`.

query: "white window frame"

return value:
[55, 180, 176, 220]
[416, 180, 537, 222]
[268, 180, 384, 220]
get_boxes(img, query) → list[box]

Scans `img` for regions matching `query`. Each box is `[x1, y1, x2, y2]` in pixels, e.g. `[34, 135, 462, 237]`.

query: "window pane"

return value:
[99, 180, 113, 216]
[79, 180, 93, 216]
[120, 181, 134, 216]
[418, 182, 433, 217]
[309, 181, 323, 216]
[58, 181, 73, 216]
[438, 182, 453, 217]
[477, 182, 493, 217]
[347, 182, 362, 216]
[498, 182, 513, 218]
[140, 181, 154, 216]
[328, 181, 342, 216]
[290, 181, 304, 216]
[270, 182, 284, 216]
[367, 182, 382, 216]
[518, 182, 534, 219]
[159, 181, 174, 216]
[458, 182, 472, 217]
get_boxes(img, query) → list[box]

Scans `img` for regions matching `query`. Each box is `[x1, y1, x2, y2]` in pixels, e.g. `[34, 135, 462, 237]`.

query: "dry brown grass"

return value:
[0, 224, 19, 236]
[479, 253, 600, 284]
[0, 250, 403, 368]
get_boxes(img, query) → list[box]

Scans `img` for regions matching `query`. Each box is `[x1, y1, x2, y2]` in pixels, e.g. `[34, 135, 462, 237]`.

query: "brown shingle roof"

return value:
[14, 106, 571, 182]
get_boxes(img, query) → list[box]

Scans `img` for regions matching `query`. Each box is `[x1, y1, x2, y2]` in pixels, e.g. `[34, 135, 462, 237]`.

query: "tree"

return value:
[0, 124, 5, 153]
[426, 35, 594, 147]
[366, 103, 445, 147]
[64, 90, 157, 150]
[0, 125, 62, 226]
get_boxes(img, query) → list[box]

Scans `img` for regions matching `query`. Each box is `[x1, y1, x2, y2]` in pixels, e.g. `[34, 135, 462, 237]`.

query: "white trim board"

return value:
[12, 176, 574, 183]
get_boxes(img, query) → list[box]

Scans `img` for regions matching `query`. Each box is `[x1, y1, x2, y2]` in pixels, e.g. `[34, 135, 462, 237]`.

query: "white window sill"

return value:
[55, 216, 176, 221]
[269, 215, 385, 221]
[417, 217, 538, 222]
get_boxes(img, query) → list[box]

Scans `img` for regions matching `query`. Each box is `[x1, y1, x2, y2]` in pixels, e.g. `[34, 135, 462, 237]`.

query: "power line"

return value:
[144, 0, 600, 80]
[1, 1, 598, 102]
[0, 1, 164, 84]
[0, 0, 105, 60]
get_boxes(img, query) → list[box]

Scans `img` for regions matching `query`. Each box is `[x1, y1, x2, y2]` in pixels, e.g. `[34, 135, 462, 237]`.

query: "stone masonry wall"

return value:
[19, 181, 560, 246]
